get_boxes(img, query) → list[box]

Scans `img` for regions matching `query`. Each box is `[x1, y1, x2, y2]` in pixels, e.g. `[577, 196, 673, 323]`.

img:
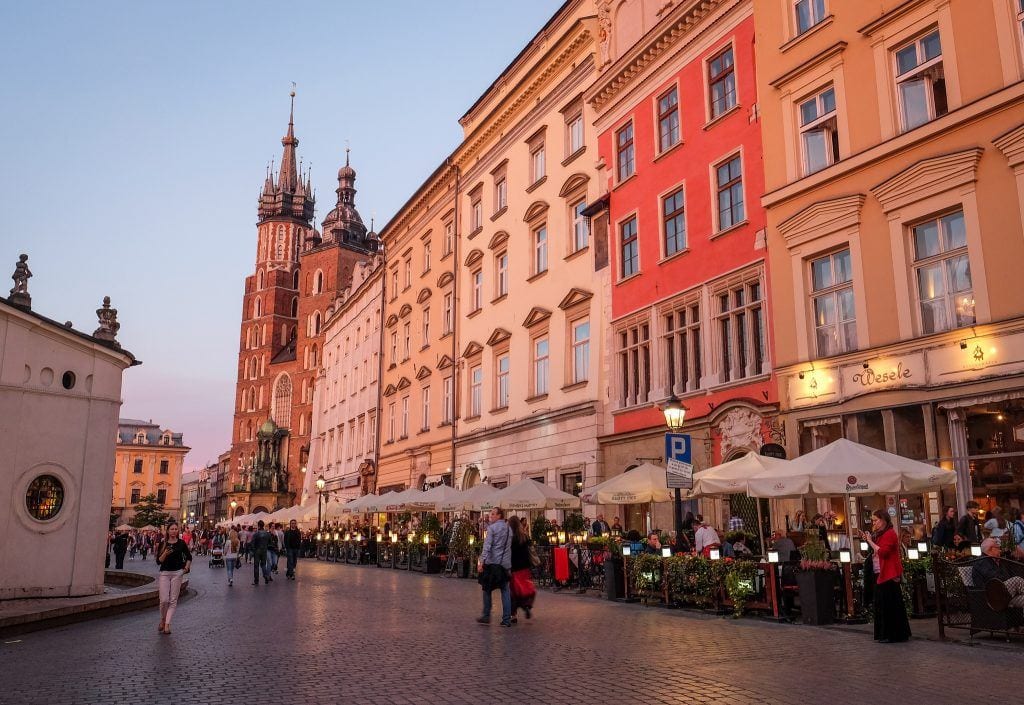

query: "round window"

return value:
[26, 475, 64, 521]
[62, 371, 76, 390]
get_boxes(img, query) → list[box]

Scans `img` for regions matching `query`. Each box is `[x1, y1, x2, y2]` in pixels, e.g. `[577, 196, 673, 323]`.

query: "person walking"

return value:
[271, 522, 285, 575]
[284, 519, 302, 580]
[224, 526, 240, 587]
[267, 523, 281, 576]
[251, 520, 272, 585]
[508, 517, 536, 622]
[476, 507, 513, 627]
[861, 509, 910, 644]
[112, 530, 129, 569]
[155, 522, 192, 635]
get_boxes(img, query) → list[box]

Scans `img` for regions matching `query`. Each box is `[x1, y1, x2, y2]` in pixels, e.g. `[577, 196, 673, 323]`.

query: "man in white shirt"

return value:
[694, 516, 721, 556]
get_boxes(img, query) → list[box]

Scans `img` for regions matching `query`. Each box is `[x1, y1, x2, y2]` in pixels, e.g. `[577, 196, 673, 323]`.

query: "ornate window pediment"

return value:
[385, 313, 399, 328]
[437, 354, 454, 369]
[558, 287, 593, 310]
[994, 123, 1024, 169]
[488, 231, 509, 250]
[870, 148, 983, 213]
[524, 200, 549, 223]
[522, 307, 552, 328]
[464, 249, 484, 267]
[463, 341, 483, 358]
[383, 383, 397, 397]
[417, 287, 432, 303]
[777, 194, 866, 248]
[399, 304, 413, 318]
[437, 271, 455, 288]
[396, 377, 412, 391]
[558, 172, 590, 198]
[486, 327, 512, 346]
[415, 366, 432, 380]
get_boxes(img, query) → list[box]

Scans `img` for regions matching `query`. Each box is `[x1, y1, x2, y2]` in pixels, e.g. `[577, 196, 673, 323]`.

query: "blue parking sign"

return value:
[665, 433, 691, 464]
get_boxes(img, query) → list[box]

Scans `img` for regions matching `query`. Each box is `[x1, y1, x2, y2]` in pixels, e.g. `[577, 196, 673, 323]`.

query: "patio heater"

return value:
[316, 474, 326, 531]
[660, 395, 688, 543]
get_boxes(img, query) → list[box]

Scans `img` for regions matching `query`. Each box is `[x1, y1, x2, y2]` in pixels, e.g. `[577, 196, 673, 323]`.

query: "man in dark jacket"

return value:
[251, 520, 272, 586]
[284, 519, 302, 580]
[957, 501, 982, 548]
[591, 514, 611, 537]
[112, 531, 129, 569]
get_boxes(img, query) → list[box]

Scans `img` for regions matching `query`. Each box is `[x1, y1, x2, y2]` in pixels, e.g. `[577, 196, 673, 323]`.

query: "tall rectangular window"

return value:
[572, 319, 590, 384]
[496, 354, 510, 408]
[912, 210, 973, 334]
[443, 221, 454, 256]
[799, 86, 839, 175]
[616, 122, 635, 181]
[443, 293, 453, 335]
[533, 337, 549, 396]
[664, 303, 703, 393]
[404, 258, 412, 289]
[442, 376, 453, 424]
[795, 0, 826, 35]
[568, 113, 584, 154]
[716, 155, 744, 230]
[620, 216, 639, 278]
[421, 387, 430, 431]
[531, 142, 546, 184]
[423, 240, 431, 272]
[663, 188, 686, 256]
[402, 322, 411, 360]
[616, 321, 651, 407]
[422, 306, 430, 344]
[572, 200, 589, 252]
[496, 252, 509, 297]
[495, 177, 507, 212]
[391, 270, 399, 301]
[159, 460, 169, 474]
[470, 366, 482, 417]
[131, 488, 141, 503]
[470, 195, 483, 232]
[388, 402, 396, 442]
[708, 47, 737, 118]
[895, 29, 947, 132]
[658, 87, 680, 151]
[810, 249, 857, 356]
[717, 280, 766, 381]
[471, 269, 483, 311]
[534, 225, 548, 275]
[390, 331, 398, 364]
[157, 489, 167, 505]
[401, 396, 409, 438]
[133, 459, 143, 474]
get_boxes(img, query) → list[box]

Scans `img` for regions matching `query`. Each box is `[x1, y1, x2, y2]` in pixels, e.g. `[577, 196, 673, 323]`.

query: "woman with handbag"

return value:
[860, 509, 911, 644]
[224, 526, 240, 587]
[508, 517, 537, 622]
[155, 522, 192, 635]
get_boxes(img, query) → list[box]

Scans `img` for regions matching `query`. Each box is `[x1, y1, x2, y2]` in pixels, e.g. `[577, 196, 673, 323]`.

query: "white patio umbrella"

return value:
[461, 483, 500, 511]
[689, 452, 790, 497]
[580, 462, 674, 505]
[385, 487, 426, 512]
[406, 484, 467, 512]
[360, 491, 402, 514]
[494, 478, 581, 511]
[340, 493, 377, 514]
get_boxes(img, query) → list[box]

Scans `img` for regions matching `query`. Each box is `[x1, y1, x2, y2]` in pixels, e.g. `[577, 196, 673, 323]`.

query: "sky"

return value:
[0, 0, 563, 471]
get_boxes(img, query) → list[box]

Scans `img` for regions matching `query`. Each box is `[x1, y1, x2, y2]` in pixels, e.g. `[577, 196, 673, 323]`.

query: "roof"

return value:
[1, 296, 139, 366]
[117, 419, 188, 448]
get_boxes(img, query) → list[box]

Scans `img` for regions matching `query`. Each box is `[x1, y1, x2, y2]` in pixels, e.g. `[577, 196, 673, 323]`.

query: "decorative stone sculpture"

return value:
[93, 296, 121, 345]
[9, 253, 32, 308]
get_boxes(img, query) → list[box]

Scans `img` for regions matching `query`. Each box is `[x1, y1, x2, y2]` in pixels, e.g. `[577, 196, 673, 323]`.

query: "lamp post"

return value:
[660, 395, 688, 544]
[316, 474, 326, 531]
[230, 499, 237, 520]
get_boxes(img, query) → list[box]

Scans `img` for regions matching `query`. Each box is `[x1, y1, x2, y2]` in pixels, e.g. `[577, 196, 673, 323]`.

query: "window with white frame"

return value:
[799, 86, 839, 175]
[531, 141, 546, 184]
[715, 280, 766, 382]
[533, 337, 549, 396]
[442, 292, 453, 335]
[404, 258, 412, 289]
[715, 155, 744, 230]
[571, 319, 590, 384]
[620, 216, 639, 278]
[571, 200, 589, 252]
[391, 269, 399, 301]
[421, 386, 430, 431]
[912, 210, 974, 334]
[495, 353, 510, 408]
[810, 249, 857, 356]
[470, 194, 483, 232]
[403, 322, 411, 360]
[616, 320, 651, 407]
[895, 29, 947, 132]
[388, 401, 396, 442]
[390, 331, 398, 364]
[567, 112, 584, 154]
[663, 187, 686, 256]
[423, 240, 431, 272]
[534, 225, 548, 275]
[401, 396, 409, 438]
[496, 252, 509, 297]
[471, 269, 483, 311]
[794, 0, 827, 35]
[495, 176, 507, 212]
[422, 306, 430, 344]
[442, 376, 453, 424]
[469, 365, 482, 417]
[443, 221, 454, 256]
[658, 86, 680, 152]
[663, 302, 702, 393]
[708, 46, 737, 119]
[616, 122, 635, 181]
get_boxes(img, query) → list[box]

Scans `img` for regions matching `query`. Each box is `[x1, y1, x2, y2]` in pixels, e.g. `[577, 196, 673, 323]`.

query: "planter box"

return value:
[796, 570, 836, 625]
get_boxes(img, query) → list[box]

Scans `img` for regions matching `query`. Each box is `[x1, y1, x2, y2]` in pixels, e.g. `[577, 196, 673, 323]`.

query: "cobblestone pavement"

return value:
[1, 557, 1020, 704]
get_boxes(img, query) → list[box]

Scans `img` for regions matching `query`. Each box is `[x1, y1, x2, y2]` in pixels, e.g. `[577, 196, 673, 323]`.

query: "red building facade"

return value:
[587, 0, 780, 529]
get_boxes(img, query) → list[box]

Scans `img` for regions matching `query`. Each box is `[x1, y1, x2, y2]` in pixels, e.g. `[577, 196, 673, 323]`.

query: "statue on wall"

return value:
[9, 253, 32, 308]
[359, 461, 377, 496]
[716, 407, 764, 459]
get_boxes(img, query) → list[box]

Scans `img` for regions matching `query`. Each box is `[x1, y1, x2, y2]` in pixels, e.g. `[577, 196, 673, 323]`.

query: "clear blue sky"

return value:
[0, 0, 562, 470]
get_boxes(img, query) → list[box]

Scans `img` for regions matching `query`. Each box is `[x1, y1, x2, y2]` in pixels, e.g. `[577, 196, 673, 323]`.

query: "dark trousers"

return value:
[286, 548, 299, 577]
[253, 552, 271, 583]
[114, 551, 126, 569]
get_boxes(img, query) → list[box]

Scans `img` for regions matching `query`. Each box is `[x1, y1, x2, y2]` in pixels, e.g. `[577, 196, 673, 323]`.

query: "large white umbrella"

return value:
[407, 484, 467, 512]
[385, 487, 426, 511]
[494, 478, 581, 511]
[359, 491, 402, 514]
[461, 483, 500, 511]
[689, 452, 790, 497]
[581, 462, 674, 504]
[340, 493, 377, 514]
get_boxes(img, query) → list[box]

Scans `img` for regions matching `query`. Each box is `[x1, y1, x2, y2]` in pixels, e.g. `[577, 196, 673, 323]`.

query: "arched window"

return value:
[291, 297, 298, 317]
[261, 324, 267, 346]
[250, 358, 258, 379]
[253, 297, 261, 319]
[257, 270, 264, 289]
[293, 270, 300, 289]
[313, 311, 322, 335]
[281, 324, 288, 345]
[247, 420, 253, 441]
[298, 413, 305, 435]
[271, 374, 293, 428]
[310, 344, 319, 368]
[245, 328, 252, 349]
[290, 325, 297, 341]
[248, 386, 257, 412]
[314, 270, 324, 294]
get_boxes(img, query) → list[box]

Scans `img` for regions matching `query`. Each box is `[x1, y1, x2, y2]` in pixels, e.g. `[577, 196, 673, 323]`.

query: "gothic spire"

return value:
[278, 88, 299, 193]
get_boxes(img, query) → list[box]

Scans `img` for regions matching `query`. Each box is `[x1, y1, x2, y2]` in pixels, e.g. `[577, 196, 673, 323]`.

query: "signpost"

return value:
[665, 433, 692, 542]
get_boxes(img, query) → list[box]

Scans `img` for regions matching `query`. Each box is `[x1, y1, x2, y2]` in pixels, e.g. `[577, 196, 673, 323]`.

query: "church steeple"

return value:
[321, 147, 375, 252]
[258, 89, 315, 225]
[278, 90, 299, 193]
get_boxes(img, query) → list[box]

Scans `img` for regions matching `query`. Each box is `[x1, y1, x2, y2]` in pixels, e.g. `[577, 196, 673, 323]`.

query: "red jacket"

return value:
[875, 527, 903, 584]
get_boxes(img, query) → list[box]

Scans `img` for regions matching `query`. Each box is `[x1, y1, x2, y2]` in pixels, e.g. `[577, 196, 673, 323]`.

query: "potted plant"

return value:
[724, 560, 758, 618]
[795, 530, 836, 625]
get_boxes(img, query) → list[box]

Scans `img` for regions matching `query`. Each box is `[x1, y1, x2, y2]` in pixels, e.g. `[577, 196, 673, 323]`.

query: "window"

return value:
[442, 376, 454, 424]
[617, 321, 651, 407]
[716, 281, 766, 382]
[470, 366, 483, 417]
[443, 293, 453, 335]
[572, 319, 590, 384]
[404, 258, 412, 289]
[470, 194, 483, 232]
[496, 354, 510, 408]
[571, 200, 589, 252]
[715, 155, 744, 230]
[912, 210, 974, 334]
[567, 112, 584, 154]
[495, 176, 507, 212]
[159, 460, 169, 475]
[471, 270, 483, 311]
[616, 122, 635, 181]
[663, 188, 686, 256]
[443, 221, 454, 256]
[421, 387, 430, 431]
[423, 241, 431, 272]
[133, 458, 143, 474]
[314, 270, 324, 294]
[620, 216, 639, 278]
[795, 0, 826, 35]
[798, 86, 839, 175]
[895, 29, 947, 132]
[533, 337, 549, 396]
[422, 306, 430, 344]
[561, 471, 583, 498]
[1018, 0, 1024, 47]
[156, 489, 167, 505]
[391, 269, 399, 301]
[658, 87, 680, 151]
[810, 249, 857, 356]
[26, 475, 64, 520]
[401, 396, 409, 438]
[496, 252, 509, 297]
[534, 226, 548, 275]
[663, 303, 702, 393]
[131, 488, 141, 504]
[531, 142, 546, 184]
[388, 402, 396, 442]
[403, 322, 411, 360]
[390, 331, 398, 364]
[708, 47, 737, 118]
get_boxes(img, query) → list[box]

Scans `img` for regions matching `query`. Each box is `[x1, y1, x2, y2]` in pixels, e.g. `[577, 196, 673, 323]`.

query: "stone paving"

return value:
[0, 556, 1019, 704]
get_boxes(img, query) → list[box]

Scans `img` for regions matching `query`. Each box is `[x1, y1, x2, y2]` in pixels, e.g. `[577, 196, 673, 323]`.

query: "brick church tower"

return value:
[227, 94, 377, 516]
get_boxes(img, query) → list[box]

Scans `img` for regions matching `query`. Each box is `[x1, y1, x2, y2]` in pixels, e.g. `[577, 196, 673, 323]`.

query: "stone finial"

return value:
[9, 253, 32, 309]
[93, 296, 121, 345]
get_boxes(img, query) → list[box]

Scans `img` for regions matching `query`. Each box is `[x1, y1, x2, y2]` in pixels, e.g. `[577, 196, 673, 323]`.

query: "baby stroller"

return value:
[209, 546, 225, 568]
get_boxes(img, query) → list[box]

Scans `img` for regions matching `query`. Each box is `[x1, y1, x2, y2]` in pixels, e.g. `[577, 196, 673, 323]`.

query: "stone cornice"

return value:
[768, 41, 847, 91]
[777, 194, 866, 249]
[993, 123, 1024, 169]
[870, 147, 983, 213]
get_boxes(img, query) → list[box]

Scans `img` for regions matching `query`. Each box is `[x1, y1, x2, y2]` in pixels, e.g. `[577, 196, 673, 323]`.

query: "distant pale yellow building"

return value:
[112, 419, 189, 523]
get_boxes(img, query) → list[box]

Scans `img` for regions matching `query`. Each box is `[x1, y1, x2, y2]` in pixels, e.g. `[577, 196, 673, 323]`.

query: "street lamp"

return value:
[230, 499, 237, 520]
[316, 474, 326, 531]
[660, 395, 689, 544]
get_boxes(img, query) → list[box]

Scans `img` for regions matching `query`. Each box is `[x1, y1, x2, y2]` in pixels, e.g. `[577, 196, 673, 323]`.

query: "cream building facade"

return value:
[112, 418, 189, 523]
